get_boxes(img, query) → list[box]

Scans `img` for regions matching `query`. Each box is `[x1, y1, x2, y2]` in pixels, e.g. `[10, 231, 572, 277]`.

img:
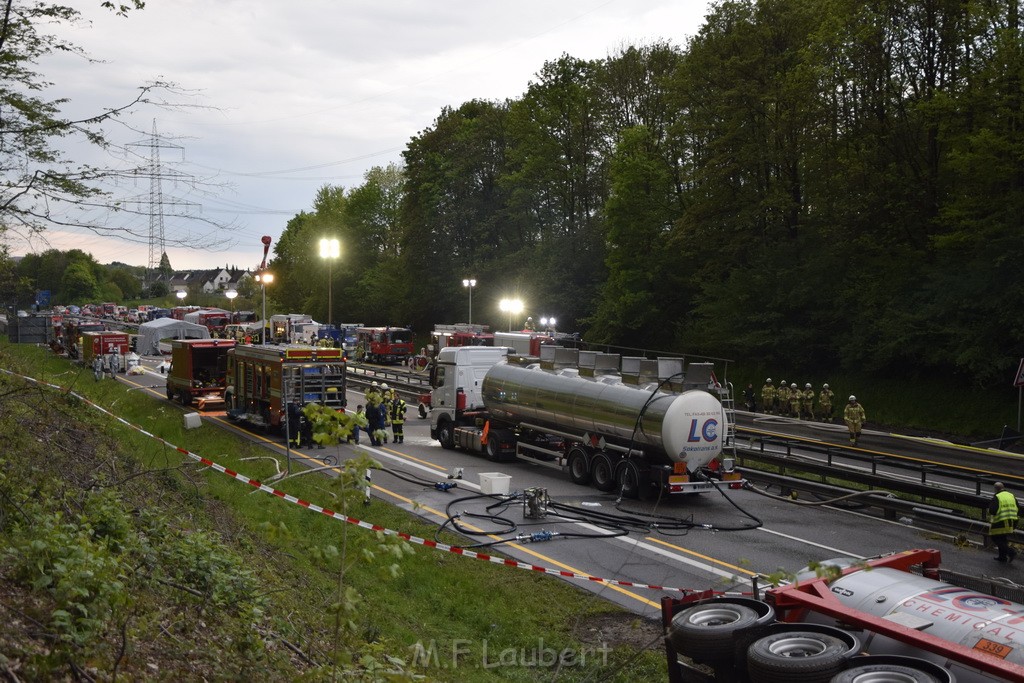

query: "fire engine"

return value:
[225, 344, 347, 431]
[354, 326, 414, 364]
[165, 338, 235, 409]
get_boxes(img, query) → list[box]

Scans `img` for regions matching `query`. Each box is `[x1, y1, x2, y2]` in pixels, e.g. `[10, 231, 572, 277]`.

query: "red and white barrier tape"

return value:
[2, 368, 694, 594]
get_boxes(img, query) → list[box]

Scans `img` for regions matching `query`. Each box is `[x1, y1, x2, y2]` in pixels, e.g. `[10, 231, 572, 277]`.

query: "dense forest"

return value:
[5, 0, 1022, 390]
[263, 0, 1024, 388]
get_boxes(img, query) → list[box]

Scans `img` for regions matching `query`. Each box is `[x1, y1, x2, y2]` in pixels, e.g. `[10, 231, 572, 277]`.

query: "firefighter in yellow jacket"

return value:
[801, 383, 815, 421]
[843, 395, 866, 445]
[788, 383, 802, 418]
[761, 379, 776, 415]
[818, 383, 835, 422]
[776, 380, 790, 416]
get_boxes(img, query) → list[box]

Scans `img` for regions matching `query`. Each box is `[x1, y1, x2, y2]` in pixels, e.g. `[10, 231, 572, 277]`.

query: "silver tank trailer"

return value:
[798, 565, 1024, 681]
[480, 362, 726, 467]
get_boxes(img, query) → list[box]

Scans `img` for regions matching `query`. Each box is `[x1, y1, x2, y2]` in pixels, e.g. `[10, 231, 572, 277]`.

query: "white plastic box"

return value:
[183, 412, 202, 430]
[479, 472, 511, 495]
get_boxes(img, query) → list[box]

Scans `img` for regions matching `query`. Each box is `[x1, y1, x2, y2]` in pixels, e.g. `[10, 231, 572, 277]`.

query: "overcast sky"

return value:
[8, 0, 711, 271]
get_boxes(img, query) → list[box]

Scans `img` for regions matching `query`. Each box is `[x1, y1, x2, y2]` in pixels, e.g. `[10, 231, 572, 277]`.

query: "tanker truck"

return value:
[428, 345, 739, 498]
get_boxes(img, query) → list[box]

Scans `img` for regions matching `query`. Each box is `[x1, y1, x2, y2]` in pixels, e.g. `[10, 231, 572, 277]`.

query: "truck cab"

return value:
[429, 346, 510, 424]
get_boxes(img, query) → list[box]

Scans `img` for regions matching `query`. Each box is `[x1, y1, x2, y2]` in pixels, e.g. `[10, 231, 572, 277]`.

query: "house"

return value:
[160, 267, 252, 295]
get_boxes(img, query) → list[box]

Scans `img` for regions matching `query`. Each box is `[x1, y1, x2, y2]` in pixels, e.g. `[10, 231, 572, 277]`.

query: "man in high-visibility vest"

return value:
[990, 482, 1019, 563]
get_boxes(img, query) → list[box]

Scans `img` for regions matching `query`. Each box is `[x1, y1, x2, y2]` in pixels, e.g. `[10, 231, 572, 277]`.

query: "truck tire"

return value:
[615, 460, 643, 499]
[567, 447, 590, 485]
[486, 436, 502, 461]
[437, 418, 456, 450]
[178, 389, 192, 407]
[417, 403, 429, 419]
[669, 602, 761, 663]
[590, 452, 616, 492]
[166, 385, 175, 401]
[746, 631, 849, 683]
[831, 663, 941, 683]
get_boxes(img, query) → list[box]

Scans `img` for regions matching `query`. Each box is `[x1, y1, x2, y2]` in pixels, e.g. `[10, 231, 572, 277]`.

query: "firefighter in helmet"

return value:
[844, 395, 866, 445]
[818, 383, 835, 422]
[776, 380, 790, 416]
[789, 383, 802, 418]
[801, 383, 815, 421]
[389, 393, 407, 444]
[761, 378, 775, 415]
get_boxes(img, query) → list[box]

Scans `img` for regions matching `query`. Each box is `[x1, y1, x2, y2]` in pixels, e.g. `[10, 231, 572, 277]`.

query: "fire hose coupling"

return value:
[434, 481, 459, 492]
[517, 530, 554, 543]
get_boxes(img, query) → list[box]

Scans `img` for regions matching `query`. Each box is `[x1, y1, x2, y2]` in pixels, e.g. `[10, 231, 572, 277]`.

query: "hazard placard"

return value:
[1015, 358, 1024, 388]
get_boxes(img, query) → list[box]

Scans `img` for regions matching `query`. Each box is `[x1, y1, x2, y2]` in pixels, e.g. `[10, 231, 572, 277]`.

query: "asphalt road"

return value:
[116, 357, 1024, 619]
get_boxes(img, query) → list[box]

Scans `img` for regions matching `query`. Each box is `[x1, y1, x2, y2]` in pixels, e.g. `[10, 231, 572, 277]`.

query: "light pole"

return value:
[462, 278, 476, 324]
[540, 316, 557, 334]
[225, 289, 238, 323]
[255, 272, 273, 344]
[499, 298, 523, 332]
[319, 238, 340, 327]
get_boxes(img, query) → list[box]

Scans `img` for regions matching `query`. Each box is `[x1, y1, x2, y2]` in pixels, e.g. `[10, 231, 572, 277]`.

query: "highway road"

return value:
[115, 355, 1024, 620]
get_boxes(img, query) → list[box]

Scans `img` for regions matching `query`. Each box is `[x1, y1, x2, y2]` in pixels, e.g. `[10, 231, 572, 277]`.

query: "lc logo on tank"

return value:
[687, 419, 719, 442]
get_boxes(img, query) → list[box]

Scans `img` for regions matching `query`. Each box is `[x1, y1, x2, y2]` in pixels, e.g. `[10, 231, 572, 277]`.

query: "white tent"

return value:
[137, 317, 210, 356]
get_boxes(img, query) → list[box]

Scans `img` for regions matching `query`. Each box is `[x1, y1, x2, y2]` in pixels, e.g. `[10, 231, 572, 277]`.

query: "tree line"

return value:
[5, 0, 1021, 388]
[269, 0, 1022, 387]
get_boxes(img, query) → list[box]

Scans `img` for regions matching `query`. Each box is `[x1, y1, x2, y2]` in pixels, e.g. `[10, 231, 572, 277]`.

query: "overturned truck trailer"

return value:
[664, 549, 1024, 682]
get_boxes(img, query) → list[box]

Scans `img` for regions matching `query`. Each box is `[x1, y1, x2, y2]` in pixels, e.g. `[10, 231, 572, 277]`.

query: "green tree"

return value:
[108, 269, 141, 300]
[62, 261, 98, 302]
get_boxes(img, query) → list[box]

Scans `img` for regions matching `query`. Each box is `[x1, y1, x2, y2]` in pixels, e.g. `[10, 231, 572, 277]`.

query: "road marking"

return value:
[755, 527, 864, 559]
[645, 537, 759, 577]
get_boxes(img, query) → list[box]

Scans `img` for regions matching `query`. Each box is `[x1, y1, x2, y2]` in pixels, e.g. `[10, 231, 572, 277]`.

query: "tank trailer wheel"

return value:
[616, 460, 643, 499]
[669, 602, 761, 664]
[590, 452, 616, 492]
[567, 447, 591, 485]
[746, 630, 850, 682]
[832, 663, 941, 683]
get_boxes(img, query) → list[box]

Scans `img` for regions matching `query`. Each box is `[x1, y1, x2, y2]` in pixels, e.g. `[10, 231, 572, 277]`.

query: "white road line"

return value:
[755, 526, 864, 559]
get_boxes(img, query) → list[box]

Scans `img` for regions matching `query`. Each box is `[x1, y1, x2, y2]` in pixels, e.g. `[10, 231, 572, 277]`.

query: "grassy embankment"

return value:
[0, 340, 666, 681]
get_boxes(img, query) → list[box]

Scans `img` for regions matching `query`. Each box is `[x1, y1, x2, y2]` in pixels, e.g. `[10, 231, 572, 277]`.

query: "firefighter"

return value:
[524, 316, 536, 331]
[989, 482, 1019, 563]
[776, 380, 790, 416]
[818, 383, 835, 422]
[743, 383, 756, 412]
[801, 383, 815, 421]
[389, 394, 407, 444]
[844, 395, 866, 445]
[761, 378, 775, 415]
[789, 383, 802, 419]
[287, 398, 303, 447]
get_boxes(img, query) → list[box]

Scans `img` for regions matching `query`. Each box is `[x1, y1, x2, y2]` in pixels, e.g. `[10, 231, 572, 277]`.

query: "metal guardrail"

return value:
[736, 443, 1024, 546]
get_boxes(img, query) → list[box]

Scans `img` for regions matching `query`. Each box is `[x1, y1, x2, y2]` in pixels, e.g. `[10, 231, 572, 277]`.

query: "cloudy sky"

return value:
[9, 0, 711, 271]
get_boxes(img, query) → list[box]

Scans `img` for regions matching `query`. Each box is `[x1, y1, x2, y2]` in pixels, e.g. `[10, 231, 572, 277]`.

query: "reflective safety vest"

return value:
[761, 384, 775, 402]
[991, 490, 1019, 536]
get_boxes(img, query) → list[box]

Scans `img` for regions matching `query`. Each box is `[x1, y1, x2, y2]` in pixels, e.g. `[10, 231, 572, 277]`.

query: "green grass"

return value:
[0, 340, 666, 681]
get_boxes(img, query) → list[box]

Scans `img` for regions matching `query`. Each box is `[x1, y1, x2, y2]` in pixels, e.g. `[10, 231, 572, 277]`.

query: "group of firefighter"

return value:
[286, 380, 408, 449]
[758, 378, 867, 446]
[758, 379, 836, 422]
[361, 381, 407, 447]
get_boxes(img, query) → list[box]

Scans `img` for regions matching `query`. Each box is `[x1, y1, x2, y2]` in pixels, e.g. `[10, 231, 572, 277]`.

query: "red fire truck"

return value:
[354, 326, 414, 364]
[165, 339, 236, 409]
[225, 345, 347, 431]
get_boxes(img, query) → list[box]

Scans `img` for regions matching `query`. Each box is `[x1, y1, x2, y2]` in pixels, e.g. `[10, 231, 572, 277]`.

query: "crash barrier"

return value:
[0, 367, 695, 595]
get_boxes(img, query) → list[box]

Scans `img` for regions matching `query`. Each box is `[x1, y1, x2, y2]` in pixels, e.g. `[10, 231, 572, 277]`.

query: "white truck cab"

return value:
[430, 346, 510, 417]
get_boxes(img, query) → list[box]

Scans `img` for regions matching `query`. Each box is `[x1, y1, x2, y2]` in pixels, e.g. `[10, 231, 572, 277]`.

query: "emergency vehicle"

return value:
[224, 344, 347, 431]
[354, 326, 414, 363]
[165, 338, 235, 409]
